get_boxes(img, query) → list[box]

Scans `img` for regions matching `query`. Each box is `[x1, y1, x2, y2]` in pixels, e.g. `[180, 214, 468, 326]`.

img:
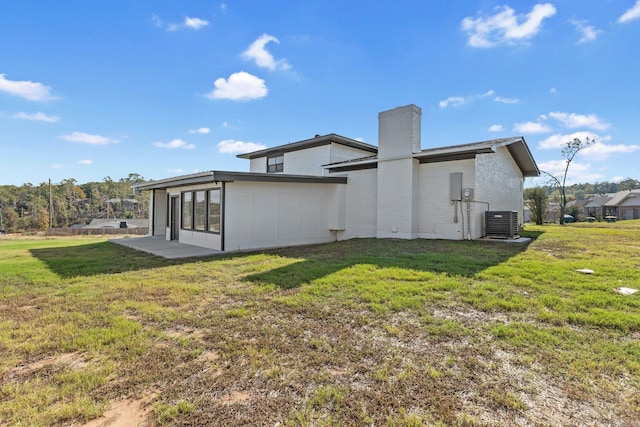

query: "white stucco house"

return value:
[134, 105, 539, 252]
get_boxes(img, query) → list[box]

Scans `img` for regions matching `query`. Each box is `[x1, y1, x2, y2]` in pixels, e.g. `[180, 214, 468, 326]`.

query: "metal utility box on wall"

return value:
[450, 172, 462, 201]
[485, 211, 519, 239]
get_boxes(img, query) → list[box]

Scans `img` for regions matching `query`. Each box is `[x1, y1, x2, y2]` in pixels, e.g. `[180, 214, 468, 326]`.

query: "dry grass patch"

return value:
[1, 224, 639, 426]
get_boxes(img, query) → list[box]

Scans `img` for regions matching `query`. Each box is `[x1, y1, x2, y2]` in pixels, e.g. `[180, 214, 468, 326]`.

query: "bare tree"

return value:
[541, 137, 595, 225]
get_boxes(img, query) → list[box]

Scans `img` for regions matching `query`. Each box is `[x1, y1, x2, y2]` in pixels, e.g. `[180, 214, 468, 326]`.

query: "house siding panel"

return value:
[330, 143, 376, 164]
[224, 181, 336, 251]
[333, 169, 377, 240]
[152, 189, 167, 236]
[249, 157, 267, 173]
[283, 146, 331, 175]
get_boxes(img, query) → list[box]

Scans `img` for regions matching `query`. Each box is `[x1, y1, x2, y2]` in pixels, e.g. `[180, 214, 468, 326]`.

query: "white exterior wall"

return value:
[249, 157, 267, 173]
[164, 184, 223, 250]
[418, 159, 476, 240]
[475, 147, 525, 231]
[152, 189, 167, 236]
[283, 146, 331, 175]
[333, 168, 378, 240]
[224, 181, 337, 251]
[330, 143, 375, 164]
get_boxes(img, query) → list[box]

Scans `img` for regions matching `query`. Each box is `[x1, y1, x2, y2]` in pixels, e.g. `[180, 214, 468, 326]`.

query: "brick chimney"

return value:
[376, 104, 421, 239]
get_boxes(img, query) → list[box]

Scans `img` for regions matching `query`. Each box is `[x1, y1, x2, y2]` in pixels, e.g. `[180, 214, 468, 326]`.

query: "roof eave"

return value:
[236, 133, 378, 160]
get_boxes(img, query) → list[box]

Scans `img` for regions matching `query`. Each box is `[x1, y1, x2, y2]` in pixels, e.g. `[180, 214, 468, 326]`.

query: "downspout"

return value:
[150, 189, 155, 236]
[466, 199, 472, 240]
[221, 182, 226, 252]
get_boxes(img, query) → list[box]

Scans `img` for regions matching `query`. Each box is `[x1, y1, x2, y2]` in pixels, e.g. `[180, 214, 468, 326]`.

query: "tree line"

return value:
[0, 173, 149, 233]
[525, 177, 639, 225]
[534, 177, 640, 202]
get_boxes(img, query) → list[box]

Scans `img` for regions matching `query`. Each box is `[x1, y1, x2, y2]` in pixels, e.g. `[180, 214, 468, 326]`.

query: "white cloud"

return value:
[189, 127, 210, 134]
[206, 71, 267, 101]
[152, 14, 209, 31]
[184, 17, 209, 30]
[242, 34, 291, 71]
[619, 0, 640, 23]
[60, 132, 119, 145]
[167, 168, 184, 174]
[495, 96, 519, 104]
[489, 124, 503, 132]
[548, 112, 610, 130]
[0, 74, 56, 101]
[462, 3, 556, 48]
[12, 111, 60, 122]
[217, 139, 267, 154]
[439, 96, 467, 108]
[514, 121, 552, 133]
[220, 3, 228, 13]
[77, 159, 93, 165]
[570, 19, 602, 43]
[549, 87, 557, 94]
[152, 138, 195, 149]
[538, 131, 606, 150]
[581, 142, 640, 160]
[482, 90, 496, 97]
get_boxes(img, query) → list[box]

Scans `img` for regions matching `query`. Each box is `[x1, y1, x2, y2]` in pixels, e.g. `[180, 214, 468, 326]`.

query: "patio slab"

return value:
[110, 237, 222, 259]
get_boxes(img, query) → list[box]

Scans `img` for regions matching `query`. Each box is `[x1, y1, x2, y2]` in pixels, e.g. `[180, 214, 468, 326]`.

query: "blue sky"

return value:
[1, 1, 639, 187]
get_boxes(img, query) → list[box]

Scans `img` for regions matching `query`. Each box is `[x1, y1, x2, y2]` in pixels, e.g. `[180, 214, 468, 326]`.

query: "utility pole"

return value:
[49, 178, 53, 229]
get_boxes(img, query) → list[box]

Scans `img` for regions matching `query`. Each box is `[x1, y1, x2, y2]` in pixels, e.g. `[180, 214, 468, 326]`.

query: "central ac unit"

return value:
[485, 211, 519, 239]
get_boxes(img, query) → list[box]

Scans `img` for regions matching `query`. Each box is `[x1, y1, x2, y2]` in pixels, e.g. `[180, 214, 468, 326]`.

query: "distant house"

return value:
[584, 195, 614, 219]
[134, 105, 539, 252]
[604, 189, 640, 220]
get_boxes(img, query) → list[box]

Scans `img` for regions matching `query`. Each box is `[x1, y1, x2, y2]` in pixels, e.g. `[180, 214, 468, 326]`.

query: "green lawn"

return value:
[1, 223, 639, 426]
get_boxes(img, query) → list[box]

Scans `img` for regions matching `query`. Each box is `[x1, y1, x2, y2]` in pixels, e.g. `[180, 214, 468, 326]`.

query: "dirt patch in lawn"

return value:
[79, 398, 150, 427]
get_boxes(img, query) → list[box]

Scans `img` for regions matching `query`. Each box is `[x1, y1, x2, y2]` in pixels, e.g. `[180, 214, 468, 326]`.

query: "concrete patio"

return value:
[110, 236, 222, 259]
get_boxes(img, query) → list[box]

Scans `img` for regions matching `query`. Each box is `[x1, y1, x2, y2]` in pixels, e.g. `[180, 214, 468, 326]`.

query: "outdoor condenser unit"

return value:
[485, 211, 519, 239]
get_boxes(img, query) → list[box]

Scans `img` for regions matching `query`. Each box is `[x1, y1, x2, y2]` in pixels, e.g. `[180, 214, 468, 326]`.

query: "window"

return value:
[194, 191, 206, 231]
[181, 188, 222, 234]
[208, 189, 221, 233]
[267, 154, 284, 173]
[182, 192, 192, 229]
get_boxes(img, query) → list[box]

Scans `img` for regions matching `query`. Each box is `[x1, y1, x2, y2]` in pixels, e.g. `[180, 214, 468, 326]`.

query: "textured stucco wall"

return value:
[417, 159, 476, 240]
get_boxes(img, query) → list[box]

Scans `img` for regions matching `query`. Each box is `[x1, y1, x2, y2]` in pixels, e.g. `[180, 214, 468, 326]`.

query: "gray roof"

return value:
[236, 133, 378, 160]
[133, 170, 347, 192]
[325, 136, 540, 177]
[605, 189, 640, 206]
[584, 196, 613, 207]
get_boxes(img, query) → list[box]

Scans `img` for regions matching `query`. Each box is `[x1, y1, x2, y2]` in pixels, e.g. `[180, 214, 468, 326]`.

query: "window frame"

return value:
[267, 154, 284, 173]
[180, 188, 222, 235]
